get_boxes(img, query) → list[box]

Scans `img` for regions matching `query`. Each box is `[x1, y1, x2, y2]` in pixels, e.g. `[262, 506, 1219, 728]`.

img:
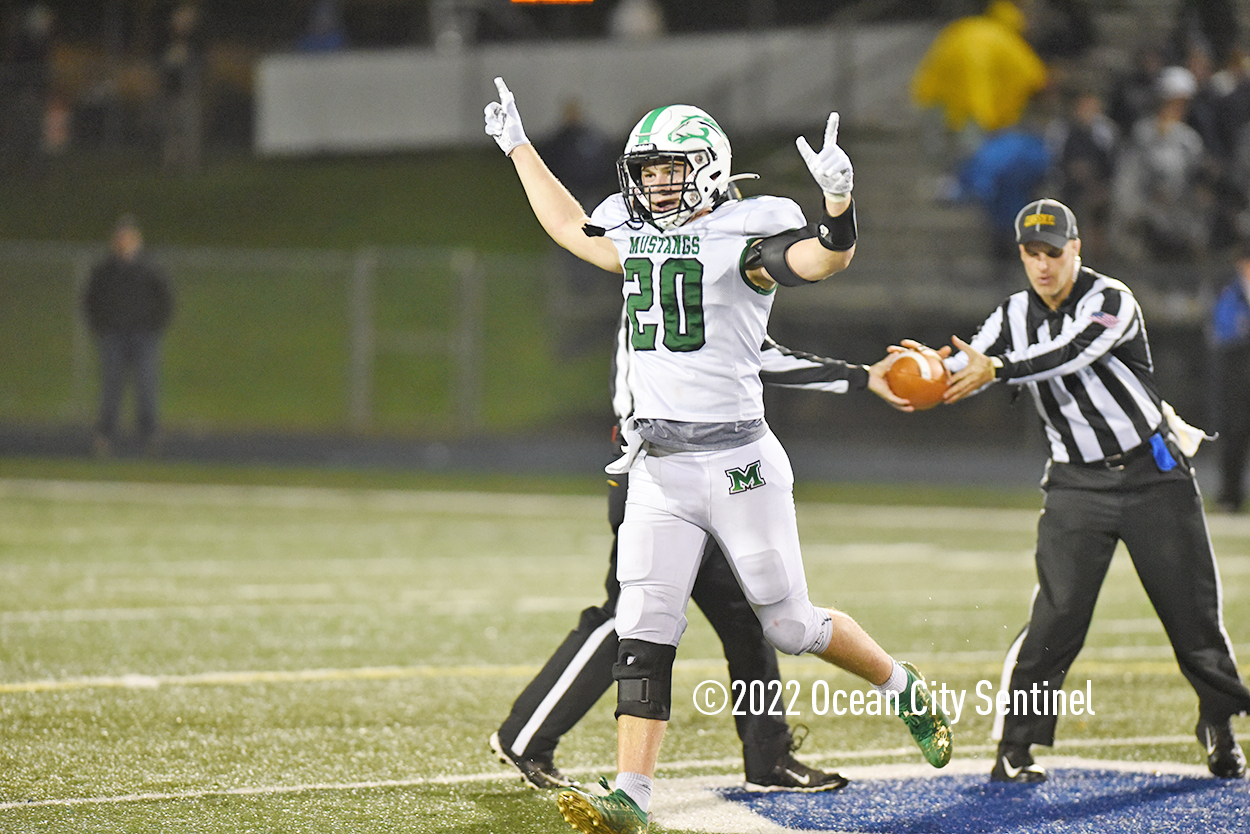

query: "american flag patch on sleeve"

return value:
[1089, 311, 1120, 327]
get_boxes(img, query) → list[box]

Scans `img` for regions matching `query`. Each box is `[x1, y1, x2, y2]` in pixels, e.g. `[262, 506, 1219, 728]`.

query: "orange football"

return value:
[885, 349, 949, 410]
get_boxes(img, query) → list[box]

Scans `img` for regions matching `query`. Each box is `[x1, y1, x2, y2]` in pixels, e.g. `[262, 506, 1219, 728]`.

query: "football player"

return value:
[485, 77, 952, 834]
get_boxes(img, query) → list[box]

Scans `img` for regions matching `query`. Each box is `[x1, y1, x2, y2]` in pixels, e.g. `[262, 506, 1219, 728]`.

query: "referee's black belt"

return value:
[1078, 437, 1156, 469]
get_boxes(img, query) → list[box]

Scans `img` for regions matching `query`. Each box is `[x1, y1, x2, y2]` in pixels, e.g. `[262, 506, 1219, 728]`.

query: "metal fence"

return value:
[0, 241, 528, 435]
[0, 239, 1225, 443]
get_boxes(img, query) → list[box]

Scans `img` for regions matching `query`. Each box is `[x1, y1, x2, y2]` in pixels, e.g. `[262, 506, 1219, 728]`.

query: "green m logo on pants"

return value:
[725, 461, 766, 494]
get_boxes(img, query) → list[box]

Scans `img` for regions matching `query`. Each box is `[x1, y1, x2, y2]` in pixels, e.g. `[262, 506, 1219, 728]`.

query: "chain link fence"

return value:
[0, 241, 569, 437]
[0, 239, 1224, 445]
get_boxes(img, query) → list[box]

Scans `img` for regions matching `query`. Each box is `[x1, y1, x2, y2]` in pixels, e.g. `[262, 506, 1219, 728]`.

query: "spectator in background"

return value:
[159, 2, 203, 173]
[953, 109, 1052, 283]
[1029, 0, 1096, 65]
[1210, 242, 1250, 512]
[1181, 40, 1227, 161]
[1107, 44, 1167, 138]
[3, 2, 55, 176]
[538, 99, 618, 211]
[911, 0, 1048, 163]
[1110, 66, 1211, 263]
[297, 0, 349, 52]
[1047, 88, 1119, 262]
[1226, 80, 1250, 245]
[608, 0, 665, 41]
[1173, 0, 1239, 76]
[82, 216, 174, 458]
[536, 98, 621, 356]
[1213, 48, 1250, 166]
[1187, 42, 1250, 253]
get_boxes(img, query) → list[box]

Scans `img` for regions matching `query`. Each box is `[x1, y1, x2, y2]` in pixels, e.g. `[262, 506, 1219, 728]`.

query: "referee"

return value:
[934, 199, 1250, 783]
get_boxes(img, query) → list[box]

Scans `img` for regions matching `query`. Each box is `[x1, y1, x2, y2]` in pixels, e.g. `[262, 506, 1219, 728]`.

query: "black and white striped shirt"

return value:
[948, 265, 1164, 464]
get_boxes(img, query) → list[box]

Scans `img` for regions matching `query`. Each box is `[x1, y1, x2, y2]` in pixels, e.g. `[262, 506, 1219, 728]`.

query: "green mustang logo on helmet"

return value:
[669, 115, 722, 145]
[635, 106, 725, 146]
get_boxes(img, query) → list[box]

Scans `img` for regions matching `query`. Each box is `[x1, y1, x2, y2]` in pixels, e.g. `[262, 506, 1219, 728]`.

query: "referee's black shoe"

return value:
[990, 742, 1047, 783]
[745, 754, 850, 793]
[1197, 718, 1247, 778]
[744, 724, 850, 793]
[489, 732, 577, 790]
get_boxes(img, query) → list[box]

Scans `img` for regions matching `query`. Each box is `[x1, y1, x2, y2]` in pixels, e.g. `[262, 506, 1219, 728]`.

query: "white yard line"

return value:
[7, 476, 1250, 537]
[0, 478, 604, 518]
[6, 641, 1247, 694]
[0, 663, 540, 693]
[0, 741, 1206, 813]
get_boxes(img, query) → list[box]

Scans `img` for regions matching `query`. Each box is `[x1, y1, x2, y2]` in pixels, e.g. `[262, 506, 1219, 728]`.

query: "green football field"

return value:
[1, 462, 1248, 833]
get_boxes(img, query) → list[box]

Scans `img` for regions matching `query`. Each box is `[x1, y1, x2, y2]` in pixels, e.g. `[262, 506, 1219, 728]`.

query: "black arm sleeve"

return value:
[814, 199, 857, 251]
[760, 337, 870, 391]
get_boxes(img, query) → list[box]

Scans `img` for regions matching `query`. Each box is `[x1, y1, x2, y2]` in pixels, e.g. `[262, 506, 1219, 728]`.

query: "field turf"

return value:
[1, 461, 1248, 833]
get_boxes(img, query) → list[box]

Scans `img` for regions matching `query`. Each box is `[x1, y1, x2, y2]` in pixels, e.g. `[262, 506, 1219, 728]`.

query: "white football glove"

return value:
[796, 112, 853, 198]
[483, 76, 530, 156]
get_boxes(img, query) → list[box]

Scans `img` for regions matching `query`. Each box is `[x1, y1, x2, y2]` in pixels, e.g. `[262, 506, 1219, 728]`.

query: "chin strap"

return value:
[585, 215, 646, 237]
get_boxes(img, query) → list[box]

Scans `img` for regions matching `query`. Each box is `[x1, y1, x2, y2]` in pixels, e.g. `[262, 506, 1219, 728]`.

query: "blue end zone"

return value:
[721, 768, 1250, 833]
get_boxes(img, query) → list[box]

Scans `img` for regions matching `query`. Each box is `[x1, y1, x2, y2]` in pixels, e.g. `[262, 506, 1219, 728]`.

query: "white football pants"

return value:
[614, 430, 823, 652]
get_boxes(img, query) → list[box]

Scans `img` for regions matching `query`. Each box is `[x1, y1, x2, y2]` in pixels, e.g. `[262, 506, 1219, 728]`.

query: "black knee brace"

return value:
[613, 638, 677, 721]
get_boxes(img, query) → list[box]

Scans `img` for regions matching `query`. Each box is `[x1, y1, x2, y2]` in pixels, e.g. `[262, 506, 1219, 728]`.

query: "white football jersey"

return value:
[590, 193, 807, 423]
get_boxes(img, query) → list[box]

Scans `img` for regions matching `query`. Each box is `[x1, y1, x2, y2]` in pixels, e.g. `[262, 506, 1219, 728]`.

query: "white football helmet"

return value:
[617, 105, 732, 230]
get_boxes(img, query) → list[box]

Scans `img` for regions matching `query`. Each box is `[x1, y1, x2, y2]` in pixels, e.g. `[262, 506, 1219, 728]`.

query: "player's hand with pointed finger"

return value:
[484, 76, 529, 156]
[796, 112, 854, 198]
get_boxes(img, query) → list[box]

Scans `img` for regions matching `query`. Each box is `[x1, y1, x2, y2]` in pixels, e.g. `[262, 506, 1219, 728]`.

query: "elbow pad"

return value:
[744, 228, 813, 287]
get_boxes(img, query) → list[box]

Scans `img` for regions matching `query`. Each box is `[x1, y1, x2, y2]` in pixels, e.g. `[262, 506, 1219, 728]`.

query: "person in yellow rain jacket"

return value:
[911, 1, 1047, 141]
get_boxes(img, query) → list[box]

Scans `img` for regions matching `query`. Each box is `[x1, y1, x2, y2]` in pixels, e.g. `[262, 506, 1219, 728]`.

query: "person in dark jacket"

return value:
[82, 215, 174, 455]
[1210, 242, 1250, 512]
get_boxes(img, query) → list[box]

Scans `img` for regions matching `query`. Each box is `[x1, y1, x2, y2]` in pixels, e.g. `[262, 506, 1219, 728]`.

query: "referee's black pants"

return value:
[1001, 444, 1250, 747]
[497, 474, 794, 781]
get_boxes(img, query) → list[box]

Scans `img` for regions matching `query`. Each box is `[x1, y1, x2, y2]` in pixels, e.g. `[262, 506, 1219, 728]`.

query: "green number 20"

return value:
[623, 257, 705, 352]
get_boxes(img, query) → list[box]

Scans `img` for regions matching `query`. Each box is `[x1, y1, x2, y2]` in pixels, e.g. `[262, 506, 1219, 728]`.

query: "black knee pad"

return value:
[613, 638, 677, 721]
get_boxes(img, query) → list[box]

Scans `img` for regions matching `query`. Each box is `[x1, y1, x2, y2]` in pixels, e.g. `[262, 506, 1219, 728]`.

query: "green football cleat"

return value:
[896, 661, 953, 768]
[557, 778, 649, 834]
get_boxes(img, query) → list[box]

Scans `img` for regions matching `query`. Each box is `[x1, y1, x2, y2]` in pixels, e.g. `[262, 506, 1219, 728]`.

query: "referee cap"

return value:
[1015, 199, 1078, 248]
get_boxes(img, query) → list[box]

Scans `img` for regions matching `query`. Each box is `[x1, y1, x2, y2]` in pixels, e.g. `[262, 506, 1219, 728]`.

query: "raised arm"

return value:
[745, 112, 857, 289]
[485, 77, 622, 274]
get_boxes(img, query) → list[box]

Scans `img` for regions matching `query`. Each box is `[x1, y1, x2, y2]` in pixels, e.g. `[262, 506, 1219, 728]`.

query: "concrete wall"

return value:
[255, 22, 939, 155]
